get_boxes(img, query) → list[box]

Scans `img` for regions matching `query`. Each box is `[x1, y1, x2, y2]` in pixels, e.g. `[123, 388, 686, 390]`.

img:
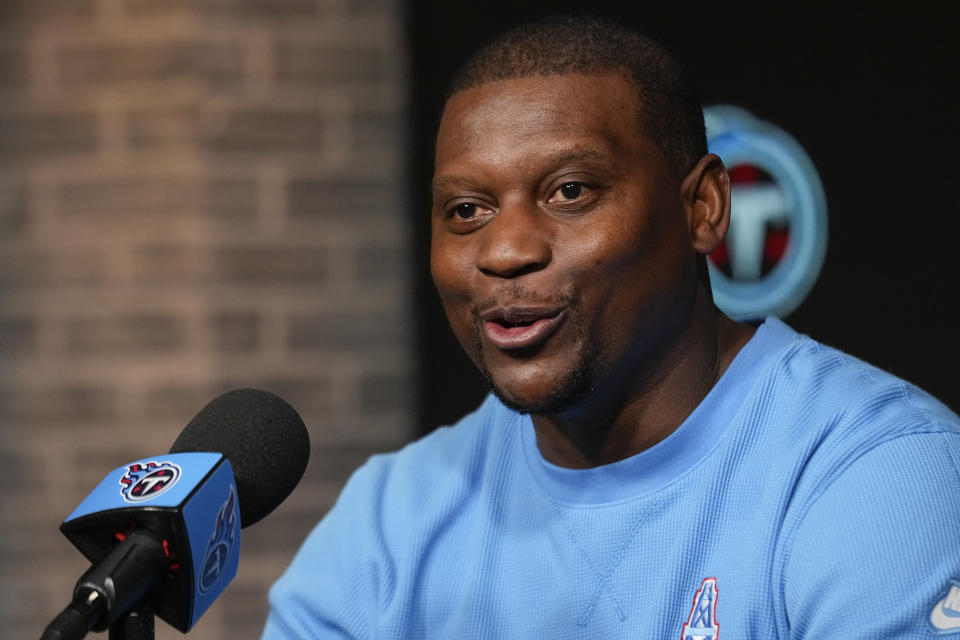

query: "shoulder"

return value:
[757, 321, 960, 636]
[755, 319, 960, 446]
[762, 323, 960, 525]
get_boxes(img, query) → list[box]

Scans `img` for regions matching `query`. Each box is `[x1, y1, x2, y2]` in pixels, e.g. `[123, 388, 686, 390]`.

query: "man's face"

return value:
[431, 72, 699, 416]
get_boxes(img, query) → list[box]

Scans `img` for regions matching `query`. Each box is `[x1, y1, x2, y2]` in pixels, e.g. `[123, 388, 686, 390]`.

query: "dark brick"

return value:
[274, 42, 385, 85]
[0, 449, 26, 491]
[56, 175, 255, 224]
[0, 384, 116, 425]
[0, 45, 28, 88]
[124, 0, 332, 23]
[357, 244, 406, 283]
[213, 245, 327, 285]
[209, 310, 260, 351]
[345, 0, 395, 17]
[131, 244, 208, 283]
[123, 0, 195, 12]
[122, 0, 190, 14]
[199, 107, 324, 154]
[143, 384, 208, 422]
[127, 106, 196, 150]
[0, 316, 39, 357]
[64, 313, 187, 356]
[190, 0, 326, 18]
[0, 247, 105, 290]
[351, 104, 401, 152]
[57, 176, 199, 221]
[288, 177, 391, 220]
[288, 310, 406, 350]
[0, 204, 27, 234]
[195, 41, 246, 86]
[0, 181, 28, 235]
[57, 41, 190, 86]
[0, 112, 98, 158]
[59, 39, 243, 87]
[358, 372, 408, 413]
[205, 176, 259, 219]
[0, 0, 95, 23]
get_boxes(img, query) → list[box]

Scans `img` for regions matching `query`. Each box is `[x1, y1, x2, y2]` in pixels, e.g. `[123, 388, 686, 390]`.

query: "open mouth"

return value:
[497, 318, 538, 329]
[480, 307, 565, 351]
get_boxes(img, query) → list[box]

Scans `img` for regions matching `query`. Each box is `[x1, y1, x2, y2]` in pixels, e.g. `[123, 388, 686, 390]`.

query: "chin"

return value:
[484, 362, 597, 416]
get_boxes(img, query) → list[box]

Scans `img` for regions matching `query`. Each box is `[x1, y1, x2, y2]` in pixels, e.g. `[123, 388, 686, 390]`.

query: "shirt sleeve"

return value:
[784, 431, 960, 638]
[260, 461, 389, 640]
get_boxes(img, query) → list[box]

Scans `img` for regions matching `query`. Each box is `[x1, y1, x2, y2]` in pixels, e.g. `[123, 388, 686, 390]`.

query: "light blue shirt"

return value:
[263, 318, 960, 638]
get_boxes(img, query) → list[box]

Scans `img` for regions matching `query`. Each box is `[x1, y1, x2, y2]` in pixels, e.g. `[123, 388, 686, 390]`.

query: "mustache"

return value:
[469, 285, 576, 319]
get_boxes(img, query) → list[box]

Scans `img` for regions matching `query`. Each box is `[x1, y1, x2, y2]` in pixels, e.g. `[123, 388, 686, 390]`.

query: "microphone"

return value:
[40, 388, 310, 640]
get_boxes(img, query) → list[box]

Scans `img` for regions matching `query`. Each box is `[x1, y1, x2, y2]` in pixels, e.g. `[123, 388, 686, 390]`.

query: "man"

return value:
[262, 16, 960, 638]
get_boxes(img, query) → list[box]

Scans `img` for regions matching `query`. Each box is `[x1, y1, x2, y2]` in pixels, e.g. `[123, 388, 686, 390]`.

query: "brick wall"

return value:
[0, 1, 411, 638]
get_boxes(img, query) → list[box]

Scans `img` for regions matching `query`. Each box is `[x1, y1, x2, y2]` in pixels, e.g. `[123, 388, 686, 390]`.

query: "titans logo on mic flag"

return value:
[119, 460, 182, 502]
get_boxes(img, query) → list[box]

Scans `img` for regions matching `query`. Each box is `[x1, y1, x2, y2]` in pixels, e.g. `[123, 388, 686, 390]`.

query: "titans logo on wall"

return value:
[119, 460, 182, 503]
[704, 105, 828, 319]
[199, 486, 238, 594]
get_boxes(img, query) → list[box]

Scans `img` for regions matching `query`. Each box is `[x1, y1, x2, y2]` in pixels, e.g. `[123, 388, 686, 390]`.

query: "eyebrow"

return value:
[431, 174, 477, 192]
[547, 147, 609, 164]
[431, 146, 611, 193]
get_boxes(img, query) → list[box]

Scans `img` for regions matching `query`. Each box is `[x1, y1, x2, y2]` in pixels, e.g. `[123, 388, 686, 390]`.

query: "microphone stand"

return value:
[109, 607, 154, 640]
[41, 530, 167, 640]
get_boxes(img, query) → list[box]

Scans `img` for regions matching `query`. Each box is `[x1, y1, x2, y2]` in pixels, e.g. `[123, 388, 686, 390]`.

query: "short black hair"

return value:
[447, 15, 707, 177]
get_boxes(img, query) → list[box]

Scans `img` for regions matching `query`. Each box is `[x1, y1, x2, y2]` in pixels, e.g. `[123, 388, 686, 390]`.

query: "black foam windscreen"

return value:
[169, 388, 310, 527]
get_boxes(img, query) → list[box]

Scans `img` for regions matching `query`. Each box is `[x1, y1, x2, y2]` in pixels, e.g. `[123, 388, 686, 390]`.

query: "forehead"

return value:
[435, 73, 648, 168]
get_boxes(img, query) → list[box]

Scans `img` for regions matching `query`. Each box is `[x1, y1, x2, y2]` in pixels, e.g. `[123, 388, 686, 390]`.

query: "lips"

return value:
[479, 305, 565, 351]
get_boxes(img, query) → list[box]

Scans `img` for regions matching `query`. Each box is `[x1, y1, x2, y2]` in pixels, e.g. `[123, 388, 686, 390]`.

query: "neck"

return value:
[530, 297, 756, 469]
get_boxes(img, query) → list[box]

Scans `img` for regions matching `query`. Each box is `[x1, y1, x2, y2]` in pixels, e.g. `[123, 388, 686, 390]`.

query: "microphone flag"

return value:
[59, 451, 240, 632]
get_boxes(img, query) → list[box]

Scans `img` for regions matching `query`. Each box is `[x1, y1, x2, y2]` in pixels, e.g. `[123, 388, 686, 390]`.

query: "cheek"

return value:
[430, 241, 481, 356]
[568, 216, 650, 289]
[430, 237, 473, 301]
[572, 214, 685, 333]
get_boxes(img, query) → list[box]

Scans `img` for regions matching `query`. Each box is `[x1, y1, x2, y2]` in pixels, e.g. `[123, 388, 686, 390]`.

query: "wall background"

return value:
[0, 1, 410, 638]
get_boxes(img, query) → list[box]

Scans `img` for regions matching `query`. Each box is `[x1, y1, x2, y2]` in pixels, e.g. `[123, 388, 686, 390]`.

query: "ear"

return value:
[679, 153, 731, 255]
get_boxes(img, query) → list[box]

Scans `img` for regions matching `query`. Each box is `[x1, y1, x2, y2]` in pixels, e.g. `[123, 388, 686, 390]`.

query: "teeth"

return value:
[502, 319, 534, 328]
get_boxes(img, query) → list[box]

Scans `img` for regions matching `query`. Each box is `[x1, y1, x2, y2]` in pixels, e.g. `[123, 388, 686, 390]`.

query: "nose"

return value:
[476, 201, 551, 278]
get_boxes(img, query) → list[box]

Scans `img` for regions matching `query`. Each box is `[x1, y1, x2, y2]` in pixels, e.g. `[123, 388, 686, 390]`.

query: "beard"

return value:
[468, 294, 608, 416]
[484, 350, 598, 416]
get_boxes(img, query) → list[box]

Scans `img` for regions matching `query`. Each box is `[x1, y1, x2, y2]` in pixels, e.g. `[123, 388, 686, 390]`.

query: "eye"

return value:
[559, 183, 583, 199]
[448, 202, 480, 219]
[548, 182, 589, 203]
